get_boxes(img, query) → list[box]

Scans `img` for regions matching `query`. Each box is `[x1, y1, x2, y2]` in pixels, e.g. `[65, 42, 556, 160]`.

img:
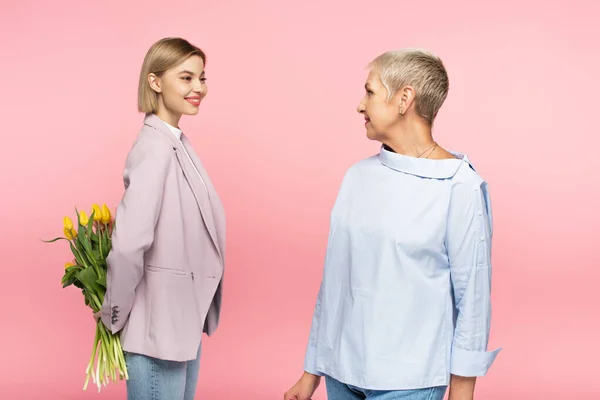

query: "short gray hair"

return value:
[368, 49, 449, 124]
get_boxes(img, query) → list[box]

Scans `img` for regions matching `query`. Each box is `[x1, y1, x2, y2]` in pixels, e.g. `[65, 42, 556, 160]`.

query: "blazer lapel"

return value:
[180, 135, 225, 258]
[143, 114, 223, 261]
[173, 148, 222, 261]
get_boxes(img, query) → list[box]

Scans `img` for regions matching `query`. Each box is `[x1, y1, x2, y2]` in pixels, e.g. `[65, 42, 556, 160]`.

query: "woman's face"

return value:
[356, 69, 402, 142]
[150, 55, 207, 119]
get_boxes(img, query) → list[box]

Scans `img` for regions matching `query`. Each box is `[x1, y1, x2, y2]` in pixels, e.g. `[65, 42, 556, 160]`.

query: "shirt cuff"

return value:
[303, 345, 324, 376]
[450, 345, 502, 377]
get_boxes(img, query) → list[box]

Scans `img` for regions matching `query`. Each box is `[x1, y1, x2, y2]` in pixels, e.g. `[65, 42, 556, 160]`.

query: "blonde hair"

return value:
[138, 37, 206, 113]
[368, 49, 449, 124]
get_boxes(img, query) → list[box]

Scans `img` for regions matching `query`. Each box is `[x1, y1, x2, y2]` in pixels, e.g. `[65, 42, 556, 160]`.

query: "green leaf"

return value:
[96, 274, 107, 289]
[76, 226, 98, 270]
[74, 207, 81, 224]
[61, 267, 79, 288]
[69, 242, 85, 267]
[103, 229, 112, 253]
[87, 211, 94, 247]
[77, 224, 93, 254]
[41, 237, 69, 243]
[82, 288, 90, 306]
[62, 275, 77, 288]
[90, 231, 99, 243]
[87, 210, 95, 237]
[79, 267, 103, 295]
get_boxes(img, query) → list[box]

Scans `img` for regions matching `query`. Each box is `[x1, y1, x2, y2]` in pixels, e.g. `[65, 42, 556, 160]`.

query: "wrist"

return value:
[302, 371, 321, 382]
[449, 374, 475, 400]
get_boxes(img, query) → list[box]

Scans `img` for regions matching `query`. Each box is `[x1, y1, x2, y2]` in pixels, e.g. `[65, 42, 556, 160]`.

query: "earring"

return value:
[399, 109, 404, 116]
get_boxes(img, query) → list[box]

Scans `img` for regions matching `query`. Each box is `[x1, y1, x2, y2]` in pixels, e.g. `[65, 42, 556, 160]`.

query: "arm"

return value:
[283, 282, 324, 400]
[446, 180, 501, 399]
[448, 375, 476, 400]
[100, 141, 172, 333]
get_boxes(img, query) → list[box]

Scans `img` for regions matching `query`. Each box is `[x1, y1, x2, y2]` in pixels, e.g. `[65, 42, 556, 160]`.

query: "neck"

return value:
[155, 103, 181, 128]
[383, 119, 435, 157]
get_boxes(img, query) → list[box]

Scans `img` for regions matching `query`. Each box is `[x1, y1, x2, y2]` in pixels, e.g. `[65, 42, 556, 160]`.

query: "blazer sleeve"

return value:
[100, 139, 172, 333]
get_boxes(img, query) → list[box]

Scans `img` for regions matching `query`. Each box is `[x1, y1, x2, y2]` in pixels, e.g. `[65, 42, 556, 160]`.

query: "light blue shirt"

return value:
[304, 146, 501, 390]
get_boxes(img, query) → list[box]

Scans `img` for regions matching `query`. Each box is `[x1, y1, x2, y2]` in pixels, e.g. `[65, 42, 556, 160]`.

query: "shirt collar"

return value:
[378, 144, 472, 179]
[161, 120, 183, 141]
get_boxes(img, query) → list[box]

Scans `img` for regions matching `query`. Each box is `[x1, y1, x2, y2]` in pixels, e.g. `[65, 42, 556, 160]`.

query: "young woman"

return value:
[284, 49, 501, 400]
[96, 37, 226, 400]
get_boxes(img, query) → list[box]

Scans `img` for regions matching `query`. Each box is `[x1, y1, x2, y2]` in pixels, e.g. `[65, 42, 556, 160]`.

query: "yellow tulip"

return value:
[65, 262, 76, 269]
[63, 216, 74, 230]
[64, 227, 77, 240]
[92, 204, 102, 222]
[101, 204, 112, 224]
[79, 210, 89, 226]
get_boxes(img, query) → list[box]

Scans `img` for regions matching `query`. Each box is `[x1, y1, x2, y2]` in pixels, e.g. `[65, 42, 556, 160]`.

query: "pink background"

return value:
[1, 0, 598, 399]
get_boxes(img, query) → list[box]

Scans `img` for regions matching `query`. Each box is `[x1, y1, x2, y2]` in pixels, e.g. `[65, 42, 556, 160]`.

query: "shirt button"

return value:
[480, 235, 485, 241]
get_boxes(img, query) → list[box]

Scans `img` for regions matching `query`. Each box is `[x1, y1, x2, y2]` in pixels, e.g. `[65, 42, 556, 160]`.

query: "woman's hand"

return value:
[93, 311, 101, 323]
[284, 372, 321, 400]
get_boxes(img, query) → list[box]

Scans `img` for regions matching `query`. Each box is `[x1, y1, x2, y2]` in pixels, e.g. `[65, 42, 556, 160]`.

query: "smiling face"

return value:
[356, 69, 404, 142]
[148, 55, 207, 125]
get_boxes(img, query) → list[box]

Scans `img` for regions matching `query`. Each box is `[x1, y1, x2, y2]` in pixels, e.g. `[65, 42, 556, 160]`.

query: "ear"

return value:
[395, 85, 416, 115]
[148, 73, 162, 93]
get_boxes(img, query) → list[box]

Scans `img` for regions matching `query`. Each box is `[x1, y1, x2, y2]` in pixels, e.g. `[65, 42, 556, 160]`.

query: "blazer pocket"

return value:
[145, 264, 187, 276]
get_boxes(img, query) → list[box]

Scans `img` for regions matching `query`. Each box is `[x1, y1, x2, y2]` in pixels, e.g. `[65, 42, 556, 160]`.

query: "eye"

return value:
[181, 76, 192, 81]
[200, 77, 207, 82]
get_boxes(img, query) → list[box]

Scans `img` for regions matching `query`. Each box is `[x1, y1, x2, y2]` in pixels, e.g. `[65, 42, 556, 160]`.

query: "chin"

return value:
[365, 129, 378, 141]
[183, 107, 200, 116]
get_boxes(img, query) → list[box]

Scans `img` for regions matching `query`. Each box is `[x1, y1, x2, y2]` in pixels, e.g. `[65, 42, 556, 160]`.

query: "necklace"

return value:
[417, 142, 438, 159]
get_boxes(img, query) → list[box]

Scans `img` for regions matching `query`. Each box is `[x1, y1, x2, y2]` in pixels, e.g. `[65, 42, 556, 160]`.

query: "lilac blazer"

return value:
[100, 114, 225, 362]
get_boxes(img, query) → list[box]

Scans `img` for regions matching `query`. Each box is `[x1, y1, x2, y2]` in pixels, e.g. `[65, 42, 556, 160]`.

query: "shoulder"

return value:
[333, 154, 379, 190]
[130, 126, 172, 158]
[326, 155, 378, 198]
[450, 153, 488, 191]
[345, 154, 380, 178]
[125, 126, 174, 169]
[448, 156, 492, 218]
[453, 161, 485, 187]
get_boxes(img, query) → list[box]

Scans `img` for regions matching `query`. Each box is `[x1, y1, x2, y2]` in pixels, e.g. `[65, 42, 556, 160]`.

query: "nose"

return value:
[192, 80, 205, 94]
[357, 98, 366, 114]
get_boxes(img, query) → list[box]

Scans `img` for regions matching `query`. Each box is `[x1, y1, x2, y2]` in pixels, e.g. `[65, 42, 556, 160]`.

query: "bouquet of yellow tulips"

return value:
[44, 204, 128, 391]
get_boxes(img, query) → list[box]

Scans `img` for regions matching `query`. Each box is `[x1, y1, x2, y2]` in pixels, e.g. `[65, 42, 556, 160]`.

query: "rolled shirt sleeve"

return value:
[447, 179, 502, 377]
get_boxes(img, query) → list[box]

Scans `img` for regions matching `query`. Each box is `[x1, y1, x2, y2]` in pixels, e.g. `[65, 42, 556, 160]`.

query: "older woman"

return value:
[284, 49, 500, 400]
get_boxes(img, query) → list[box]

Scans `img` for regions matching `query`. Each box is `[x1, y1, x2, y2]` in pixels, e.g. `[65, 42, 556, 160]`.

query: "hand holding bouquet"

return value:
[44, 204, 128, 391]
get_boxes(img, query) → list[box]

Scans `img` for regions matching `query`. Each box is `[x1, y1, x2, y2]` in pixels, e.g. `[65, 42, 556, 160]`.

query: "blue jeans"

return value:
[325, 375, 447, 400]
[125, 344, 202, 400]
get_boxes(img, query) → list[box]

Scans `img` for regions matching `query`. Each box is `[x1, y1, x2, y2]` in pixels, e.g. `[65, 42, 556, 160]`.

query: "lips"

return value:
[364, 116, 370, 124]
[185, 96, 201, 106]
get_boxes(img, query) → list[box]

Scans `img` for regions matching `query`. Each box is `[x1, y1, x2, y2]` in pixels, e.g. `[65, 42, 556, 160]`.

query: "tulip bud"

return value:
[63, 216, 74, 231]
[79, 210, 89, 226]
[92, 204, 102, 222]
[101, 204, 112, 224]
[64, 227, 77, 240]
